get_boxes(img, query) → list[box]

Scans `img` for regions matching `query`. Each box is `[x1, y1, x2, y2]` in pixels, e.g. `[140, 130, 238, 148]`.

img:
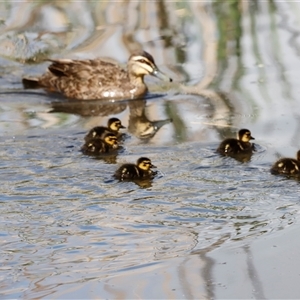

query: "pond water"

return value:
[1, 1, 300, 299]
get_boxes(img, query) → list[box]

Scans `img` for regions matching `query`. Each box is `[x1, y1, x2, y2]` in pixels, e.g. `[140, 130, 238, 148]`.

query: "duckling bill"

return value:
[81, 132, 118, 155]
[84, 117, 126, 141]
[271, 150, 300, 176]
[217, 128, 255, 156]
[22, 50, 172, 100]
[114, 157, 157, 181]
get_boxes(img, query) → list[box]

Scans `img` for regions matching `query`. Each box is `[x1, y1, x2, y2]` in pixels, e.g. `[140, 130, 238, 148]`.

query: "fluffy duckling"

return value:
[217, 128, 255, 155]
[81, 132, 118, 155]
[84, 118, 125, 141]
[271, 150, 300, 176]
[114, 157, 157, 181]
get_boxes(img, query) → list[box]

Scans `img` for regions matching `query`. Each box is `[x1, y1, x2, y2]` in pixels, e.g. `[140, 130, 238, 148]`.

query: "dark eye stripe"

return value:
[138, 59, 152, 66]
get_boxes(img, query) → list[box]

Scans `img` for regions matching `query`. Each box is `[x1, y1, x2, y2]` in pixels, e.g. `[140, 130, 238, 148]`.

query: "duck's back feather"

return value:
[84, 126, 111, 141]
[114, 164, 140, 180]
[81, 139, 112, 155]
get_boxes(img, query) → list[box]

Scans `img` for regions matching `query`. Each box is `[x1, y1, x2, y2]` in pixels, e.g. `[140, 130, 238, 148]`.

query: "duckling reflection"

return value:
[217, 128, 255, 162]
[128, 99, 172, 140]
[84, 117, 126, 142]
[114, 157, 157, 181]
[271, 150, 300, 177]
[23, 50, 172, 100]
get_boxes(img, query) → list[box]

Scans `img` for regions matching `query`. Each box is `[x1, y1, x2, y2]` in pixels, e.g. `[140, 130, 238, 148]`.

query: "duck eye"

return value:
[139, 59, 147, 64]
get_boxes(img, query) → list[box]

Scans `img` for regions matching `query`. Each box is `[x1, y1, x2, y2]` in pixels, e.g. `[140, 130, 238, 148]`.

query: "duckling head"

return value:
[137, 157, 156, 171]
[103, 132, 119, 149]
[128, 50, 172, 82]
[108, 117, 126, 132]
[238, 129, 255, 142]
[296, 150, 300, 161]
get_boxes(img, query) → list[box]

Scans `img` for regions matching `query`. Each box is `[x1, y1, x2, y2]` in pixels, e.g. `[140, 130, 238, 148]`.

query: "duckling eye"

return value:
[139, 59, 147, 64]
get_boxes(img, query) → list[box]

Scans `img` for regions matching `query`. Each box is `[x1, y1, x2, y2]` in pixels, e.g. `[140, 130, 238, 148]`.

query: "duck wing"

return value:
[47, 59, 126, 80]
[25, 58, 133, 99]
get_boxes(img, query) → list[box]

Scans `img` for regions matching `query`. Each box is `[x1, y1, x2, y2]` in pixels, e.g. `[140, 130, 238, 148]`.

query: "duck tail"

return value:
[22, 77, 41, 89]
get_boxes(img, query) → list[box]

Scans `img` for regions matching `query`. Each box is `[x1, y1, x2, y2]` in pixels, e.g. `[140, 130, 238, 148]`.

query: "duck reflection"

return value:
[223, 152, 254, 163]
[128, 99, 172, 140]
[86, 152, 119, 164]
[50, 98, 172, 140]
[50, 99, 127, 117]
[131, 179, 154, 188]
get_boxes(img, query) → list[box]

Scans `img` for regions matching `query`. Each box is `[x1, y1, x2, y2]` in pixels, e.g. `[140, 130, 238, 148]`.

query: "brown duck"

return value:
[22, 50, 172, 100]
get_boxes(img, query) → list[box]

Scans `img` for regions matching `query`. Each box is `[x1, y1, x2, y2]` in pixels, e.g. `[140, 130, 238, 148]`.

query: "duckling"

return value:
[84, 117, 126, 142]
[271, 150, 300, 176]
[81, 132, 118, 155]
[22, 50, 172, 100]
[114, 157, 157, 181]
[217, 128, 255, 156]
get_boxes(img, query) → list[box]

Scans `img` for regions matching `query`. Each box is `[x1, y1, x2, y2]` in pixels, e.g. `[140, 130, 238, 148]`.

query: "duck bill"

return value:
[152, 68, 172, 82]
[152, 118, 173, 130]
[250, 136, 255, 140]
[120, 125, 126, 129]
[139, 118, 173, 139]
[150, 164, 157, 168]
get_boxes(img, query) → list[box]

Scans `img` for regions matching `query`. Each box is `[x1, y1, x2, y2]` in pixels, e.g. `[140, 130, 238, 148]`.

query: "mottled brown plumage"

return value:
[22, 50, 172, 100]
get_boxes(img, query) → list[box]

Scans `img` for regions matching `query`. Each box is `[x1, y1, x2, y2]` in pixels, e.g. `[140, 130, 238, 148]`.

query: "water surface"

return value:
[1, 1, 300, 299]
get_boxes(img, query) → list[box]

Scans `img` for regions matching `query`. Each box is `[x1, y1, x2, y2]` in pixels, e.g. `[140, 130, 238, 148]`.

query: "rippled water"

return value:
[1, 1, 300, 298]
